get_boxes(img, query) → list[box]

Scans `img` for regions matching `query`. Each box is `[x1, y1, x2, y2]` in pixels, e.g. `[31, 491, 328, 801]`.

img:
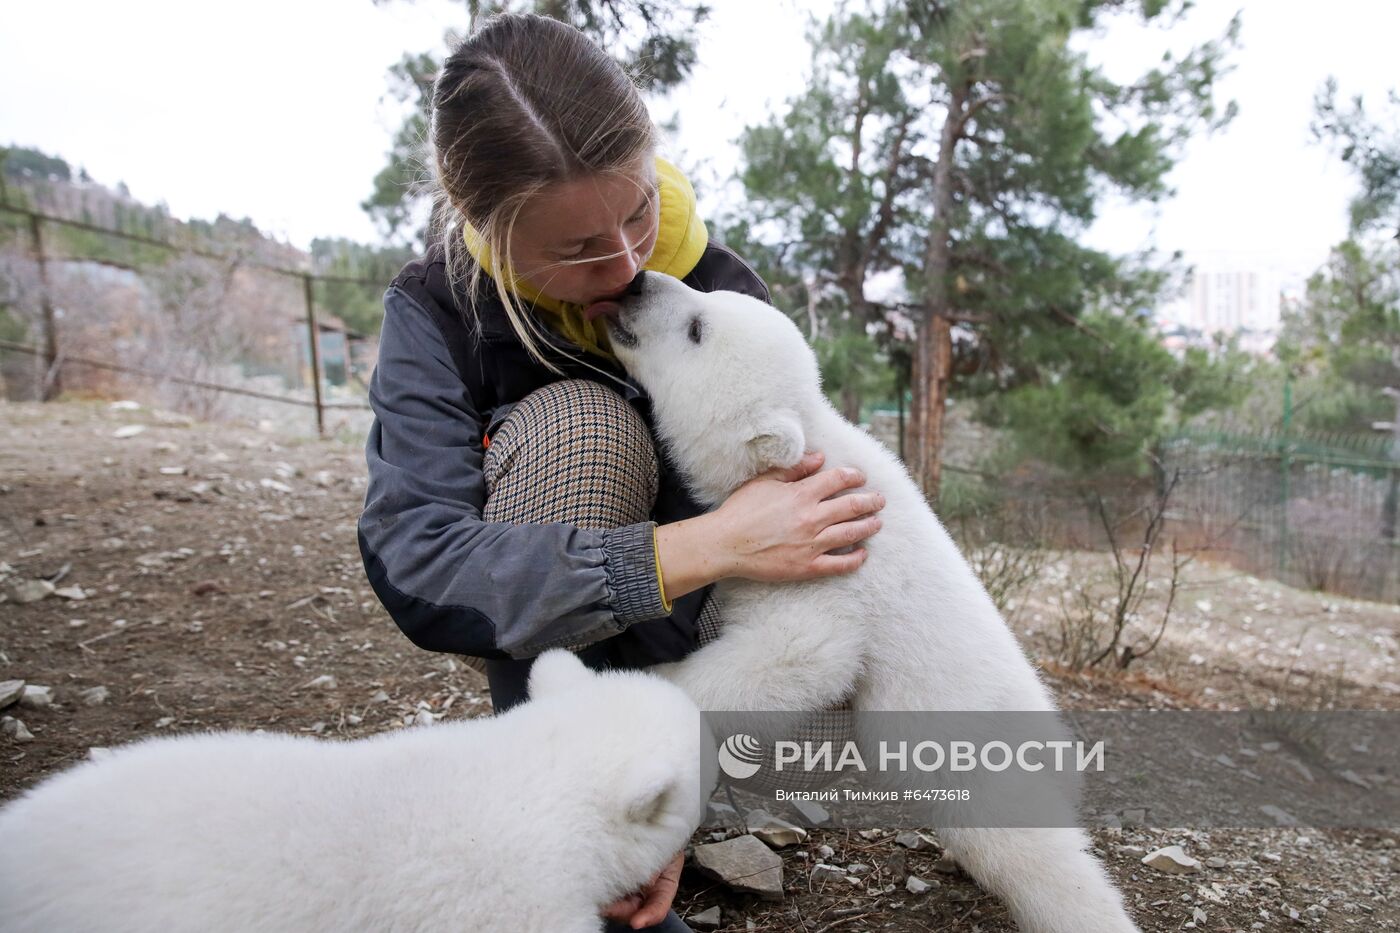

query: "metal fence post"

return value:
[1378, 386, 1400, 542]
[27, 212, 60, 401]
[303, 273, 325, 436]
[1276, 378, 1293, 575]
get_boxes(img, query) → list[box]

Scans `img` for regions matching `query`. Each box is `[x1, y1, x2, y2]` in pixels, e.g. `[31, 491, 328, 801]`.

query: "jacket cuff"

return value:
[603, 521, 673, 625]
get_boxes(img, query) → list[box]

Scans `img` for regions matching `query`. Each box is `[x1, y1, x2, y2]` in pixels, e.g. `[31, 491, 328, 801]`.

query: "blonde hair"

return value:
[427, 12, 656, 370]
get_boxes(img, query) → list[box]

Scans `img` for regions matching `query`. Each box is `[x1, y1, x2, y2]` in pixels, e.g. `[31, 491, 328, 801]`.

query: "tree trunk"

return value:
[841, 385, 862, 424]
[909, 88, 965, 501]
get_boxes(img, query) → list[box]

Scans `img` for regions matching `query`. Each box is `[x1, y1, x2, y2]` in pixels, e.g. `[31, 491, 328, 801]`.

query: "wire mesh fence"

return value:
[867, 407, 1399, 602]
[0, 182, 394, 437]
[1160, 429, 1399, 601]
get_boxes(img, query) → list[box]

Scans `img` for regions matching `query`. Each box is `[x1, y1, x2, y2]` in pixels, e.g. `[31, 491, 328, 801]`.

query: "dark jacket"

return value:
[358, 239, 769, 709]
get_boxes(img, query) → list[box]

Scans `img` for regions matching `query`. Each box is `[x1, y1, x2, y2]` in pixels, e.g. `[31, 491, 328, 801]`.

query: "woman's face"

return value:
[506, 160, 660, 307]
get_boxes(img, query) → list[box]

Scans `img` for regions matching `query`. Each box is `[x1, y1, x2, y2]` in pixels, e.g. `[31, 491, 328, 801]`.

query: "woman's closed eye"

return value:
[550, 200, 653, 261]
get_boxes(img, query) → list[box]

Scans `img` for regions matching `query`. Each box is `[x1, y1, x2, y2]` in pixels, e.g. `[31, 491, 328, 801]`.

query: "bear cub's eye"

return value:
[687, 316, 704, 345]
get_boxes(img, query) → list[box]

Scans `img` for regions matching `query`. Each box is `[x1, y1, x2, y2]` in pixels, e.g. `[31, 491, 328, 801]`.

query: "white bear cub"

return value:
[0, 651, 713, 933]
[602, 273, 1138, 933]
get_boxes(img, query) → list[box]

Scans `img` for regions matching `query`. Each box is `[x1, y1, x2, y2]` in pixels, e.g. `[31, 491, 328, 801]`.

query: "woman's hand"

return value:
[600, 851, 684, 928]
[655, 451, 884, 600]
[711, 451, 884, 582]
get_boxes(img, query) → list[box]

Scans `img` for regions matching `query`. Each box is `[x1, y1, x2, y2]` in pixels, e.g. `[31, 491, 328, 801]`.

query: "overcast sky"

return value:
[3, 0, 1397, 284]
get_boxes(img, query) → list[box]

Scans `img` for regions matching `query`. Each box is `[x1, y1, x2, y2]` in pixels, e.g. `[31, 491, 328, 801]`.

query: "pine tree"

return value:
[734, 0, 1237, 494]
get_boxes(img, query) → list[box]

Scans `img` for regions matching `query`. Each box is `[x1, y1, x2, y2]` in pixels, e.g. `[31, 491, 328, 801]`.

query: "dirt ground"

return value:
[2, 400, 1396, 931]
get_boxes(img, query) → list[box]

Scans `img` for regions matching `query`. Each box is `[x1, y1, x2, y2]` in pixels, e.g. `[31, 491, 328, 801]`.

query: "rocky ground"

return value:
[1, 400, 1396, 931]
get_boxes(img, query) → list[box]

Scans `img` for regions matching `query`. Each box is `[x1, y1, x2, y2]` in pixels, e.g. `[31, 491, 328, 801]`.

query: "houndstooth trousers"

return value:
[481, 378, 726, 648]
[480, 377, 855, 734]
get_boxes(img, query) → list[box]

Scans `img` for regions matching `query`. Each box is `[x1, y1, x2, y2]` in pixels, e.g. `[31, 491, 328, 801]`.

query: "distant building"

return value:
[1157, 259, 1292, 355]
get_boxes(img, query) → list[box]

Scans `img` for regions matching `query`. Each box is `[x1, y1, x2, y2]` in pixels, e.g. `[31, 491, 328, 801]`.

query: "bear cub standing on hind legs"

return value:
[0, 651, 713, 933]
[596, 272, 1140, 933]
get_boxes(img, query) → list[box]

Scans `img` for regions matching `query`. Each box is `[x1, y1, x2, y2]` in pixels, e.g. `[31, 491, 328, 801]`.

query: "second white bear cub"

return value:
[0, 651, 713, 933]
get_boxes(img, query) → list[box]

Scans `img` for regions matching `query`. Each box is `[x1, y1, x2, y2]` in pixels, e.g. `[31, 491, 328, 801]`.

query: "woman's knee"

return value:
[482, 379, 659, 528]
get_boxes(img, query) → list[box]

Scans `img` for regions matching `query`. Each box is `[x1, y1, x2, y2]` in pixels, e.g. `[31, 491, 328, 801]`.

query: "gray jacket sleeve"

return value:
[357, 287, 671, 659]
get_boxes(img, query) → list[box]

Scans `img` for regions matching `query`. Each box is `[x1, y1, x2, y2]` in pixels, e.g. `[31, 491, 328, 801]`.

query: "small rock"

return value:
[53, 585, 87, 600]
[895, 831, 928, 850]
[706, 801, 740, 825]
[1259, 851, 1282, 863]
[413, 710, 436, 727]
[10, 579, 55, 604]
[1339, 769, 1372, 790]
[0, 679, 24, 710]
[154, 716, 176, 729]
[688, 906, 722, 929]
[346, 714, 363, 726]
[81, 686, 110, 706]
[1, 716, 34, 742]
[858, 829, 883, 841]
[810, 864, 847, 883]
[692, 835, 784, 900]
[746, 809, 807, 848]
[789, 798, 830, 825]
[846, 862, 872, 875]
[906, 876, 933, 895]
[882, 848, 908, 884]
[300, 674, 339, 691]
[112, 425, 146, 439]
[1205, 857, 1228, 869]
[1192, 906, 1207, 923]
[1142, 846, 1202, 875]
[370, 690, 391, 704]
[18, 685, 53, 709]
[930, 854, 960, 875]
[816, 844, 835, 860]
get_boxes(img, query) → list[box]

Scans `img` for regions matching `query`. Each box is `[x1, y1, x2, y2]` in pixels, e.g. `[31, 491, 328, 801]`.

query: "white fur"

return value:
[609, 273, 1139, 933]
[0, 651, 714, 933]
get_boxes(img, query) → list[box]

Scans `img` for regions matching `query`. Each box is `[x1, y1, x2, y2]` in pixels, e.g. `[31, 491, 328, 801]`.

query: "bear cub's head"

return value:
[525, 651, 717, 894]
[599, 272, 823, 507]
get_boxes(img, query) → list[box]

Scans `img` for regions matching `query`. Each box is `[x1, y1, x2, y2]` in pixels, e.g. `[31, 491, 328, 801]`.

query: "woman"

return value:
[358, 13, 885, 930]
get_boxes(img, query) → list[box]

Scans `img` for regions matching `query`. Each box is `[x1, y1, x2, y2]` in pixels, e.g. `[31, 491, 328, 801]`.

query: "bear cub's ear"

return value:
[528, 649, 593, 700]
[622, 767, 680, 827]
[745, 408, 805, 474]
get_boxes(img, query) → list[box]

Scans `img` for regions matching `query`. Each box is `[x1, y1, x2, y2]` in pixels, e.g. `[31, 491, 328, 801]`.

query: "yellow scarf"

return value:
[462, 157, 708, 362]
